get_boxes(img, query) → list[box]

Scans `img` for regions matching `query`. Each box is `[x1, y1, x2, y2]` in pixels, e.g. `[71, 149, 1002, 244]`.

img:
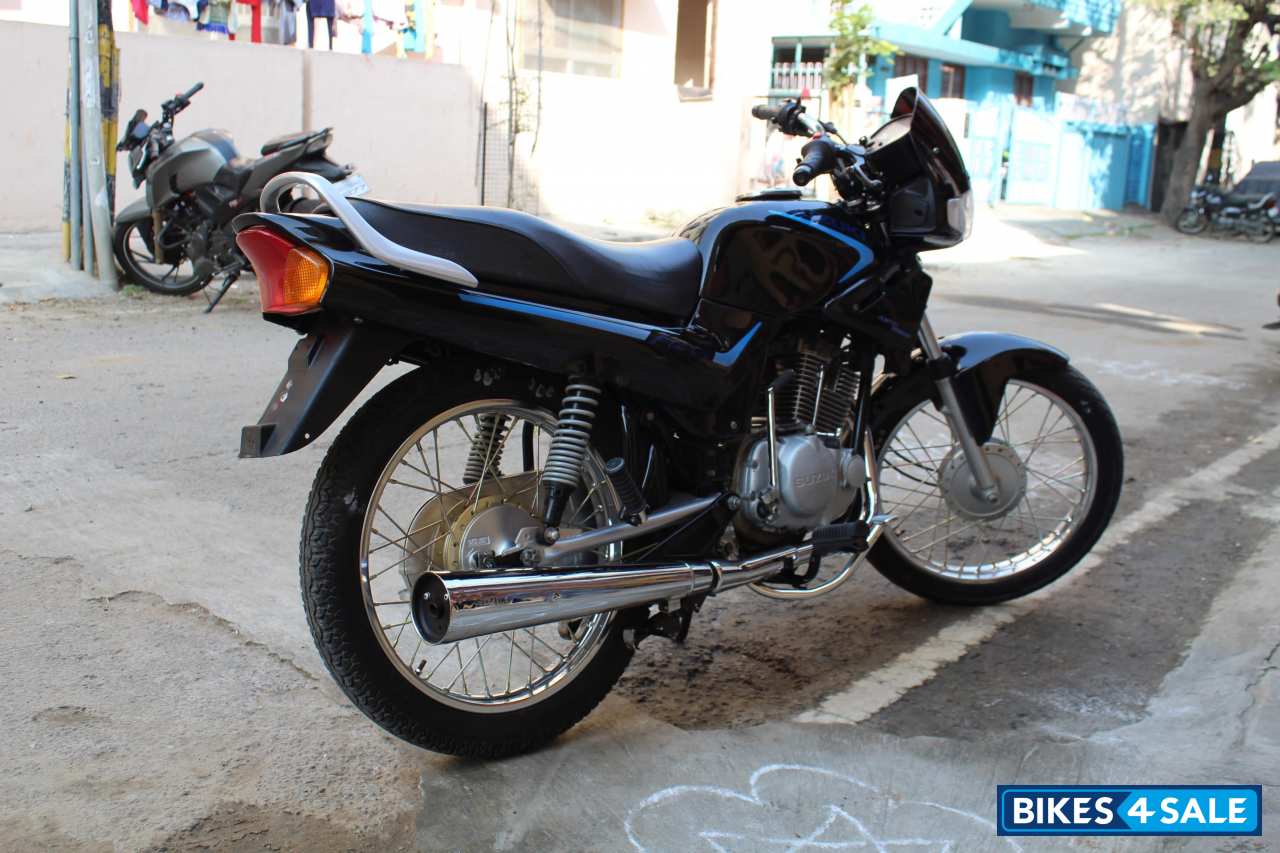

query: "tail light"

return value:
[235, 226, 330, 315]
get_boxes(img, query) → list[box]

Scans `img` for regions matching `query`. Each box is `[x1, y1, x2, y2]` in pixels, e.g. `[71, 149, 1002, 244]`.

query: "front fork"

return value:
[917, 313, 1000, 504]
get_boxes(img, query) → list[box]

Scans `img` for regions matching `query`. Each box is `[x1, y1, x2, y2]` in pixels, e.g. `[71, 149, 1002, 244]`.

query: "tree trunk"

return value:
[1159, 82, 1221, 224]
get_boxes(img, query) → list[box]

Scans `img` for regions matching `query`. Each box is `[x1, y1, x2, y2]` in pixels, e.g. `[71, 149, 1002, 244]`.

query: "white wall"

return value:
[304, 52, 480, 206]
[0, 21, 70, 231]
[0, 18, 479, 231]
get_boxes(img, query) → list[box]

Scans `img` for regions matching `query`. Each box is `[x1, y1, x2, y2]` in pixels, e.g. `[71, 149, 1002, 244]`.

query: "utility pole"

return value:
[66, 0, 82, 269]
[78, 0, 117, 286]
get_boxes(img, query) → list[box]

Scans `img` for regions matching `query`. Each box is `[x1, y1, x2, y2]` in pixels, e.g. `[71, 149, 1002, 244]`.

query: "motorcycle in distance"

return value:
[1175, 183, 1276, 243]
[113, 82, 369, 311]
[234, 88, 1124, 758]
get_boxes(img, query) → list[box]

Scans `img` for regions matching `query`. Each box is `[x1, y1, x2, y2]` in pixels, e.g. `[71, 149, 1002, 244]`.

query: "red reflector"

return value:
[235, 226, 330, 315]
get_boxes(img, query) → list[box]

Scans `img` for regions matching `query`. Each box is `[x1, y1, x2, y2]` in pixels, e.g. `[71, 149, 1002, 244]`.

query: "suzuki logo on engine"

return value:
[794, 471, 833, 489]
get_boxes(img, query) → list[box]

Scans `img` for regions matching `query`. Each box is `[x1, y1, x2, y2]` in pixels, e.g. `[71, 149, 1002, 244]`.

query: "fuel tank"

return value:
[146, 129, 239, 209]
[679, 197, 879, 318]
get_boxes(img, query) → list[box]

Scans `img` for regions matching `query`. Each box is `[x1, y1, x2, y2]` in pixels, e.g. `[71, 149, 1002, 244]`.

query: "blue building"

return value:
[769, 0, 1154, 210]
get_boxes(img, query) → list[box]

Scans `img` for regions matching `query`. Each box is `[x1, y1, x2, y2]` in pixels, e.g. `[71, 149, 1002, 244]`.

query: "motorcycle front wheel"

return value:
[869, 364, 1123, 605]
[1175, 208, 1209, 235]
[112, 219, 211, 296]
[299, 365, 635, 758]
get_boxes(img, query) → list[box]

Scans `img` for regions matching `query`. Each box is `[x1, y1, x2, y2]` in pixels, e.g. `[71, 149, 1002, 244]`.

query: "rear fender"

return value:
[240, 318, 409, 457]
[871, 332, 1068, 444]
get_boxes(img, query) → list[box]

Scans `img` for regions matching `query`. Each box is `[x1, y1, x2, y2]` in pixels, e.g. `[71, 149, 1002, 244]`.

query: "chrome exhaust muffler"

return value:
[412, 540, 820, 645]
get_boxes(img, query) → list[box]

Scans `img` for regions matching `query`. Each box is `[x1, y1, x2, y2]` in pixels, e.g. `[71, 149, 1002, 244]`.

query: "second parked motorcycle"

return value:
[113, 82, 369, 301]
[1175, 184, 1275, 243]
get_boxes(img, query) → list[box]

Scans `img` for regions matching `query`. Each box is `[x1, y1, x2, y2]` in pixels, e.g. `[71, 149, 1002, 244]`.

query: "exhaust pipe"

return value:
[412, 541, 818, 645]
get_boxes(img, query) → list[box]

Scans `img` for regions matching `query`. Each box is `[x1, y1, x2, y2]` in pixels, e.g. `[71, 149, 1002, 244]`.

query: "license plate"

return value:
[332, 174, 370, 198]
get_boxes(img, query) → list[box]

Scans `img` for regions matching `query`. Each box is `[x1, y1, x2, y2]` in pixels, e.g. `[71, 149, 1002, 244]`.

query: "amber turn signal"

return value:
[235, 226, 331, 315]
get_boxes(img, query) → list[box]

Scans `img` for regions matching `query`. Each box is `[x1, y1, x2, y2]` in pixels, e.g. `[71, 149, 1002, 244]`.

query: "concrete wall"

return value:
[305, 51, 480, 207]
[1, 18, 478, 231]
[0, 21, 70, 231]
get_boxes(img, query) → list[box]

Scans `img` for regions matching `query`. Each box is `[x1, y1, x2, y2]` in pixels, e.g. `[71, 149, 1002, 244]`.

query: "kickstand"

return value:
[203, 262, 244, 314]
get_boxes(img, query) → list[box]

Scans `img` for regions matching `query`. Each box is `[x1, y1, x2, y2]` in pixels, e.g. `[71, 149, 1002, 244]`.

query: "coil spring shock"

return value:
[540, 379, 602, 529]
[462, 413, 511, 485]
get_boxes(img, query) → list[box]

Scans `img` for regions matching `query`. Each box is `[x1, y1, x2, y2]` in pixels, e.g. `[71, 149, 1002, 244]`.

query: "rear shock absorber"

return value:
[462, 413, 511, 485]
[540, 379, 602, 532]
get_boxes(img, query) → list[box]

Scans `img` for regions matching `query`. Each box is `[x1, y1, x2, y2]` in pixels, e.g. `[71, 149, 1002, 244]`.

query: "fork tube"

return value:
[918, 314, 999, 501]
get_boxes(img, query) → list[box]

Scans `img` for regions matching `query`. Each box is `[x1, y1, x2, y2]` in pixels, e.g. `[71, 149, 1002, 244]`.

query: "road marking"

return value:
[797, 419, 1280, 725]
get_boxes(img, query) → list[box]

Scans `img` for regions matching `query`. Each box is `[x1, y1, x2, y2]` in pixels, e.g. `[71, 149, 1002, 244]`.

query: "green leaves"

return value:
[826, 1, 897, 92]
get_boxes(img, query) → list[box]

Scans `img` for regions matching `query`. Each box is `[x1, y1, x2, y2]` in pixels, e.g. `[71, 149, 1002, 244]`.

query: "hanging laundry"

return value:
[131, 0, 149, 24]
[198, 0, 238, 34]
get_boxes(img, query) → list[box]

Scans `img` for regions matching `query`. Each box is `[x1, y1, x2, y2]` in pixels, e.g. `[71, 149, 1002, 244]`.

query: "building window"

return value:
[1014, 72, 1034, 107]
[674, 0, 716, 91]
[520, 0, 623, 78]
[939, 63, 965, 99]
[893, 53, 929, 89]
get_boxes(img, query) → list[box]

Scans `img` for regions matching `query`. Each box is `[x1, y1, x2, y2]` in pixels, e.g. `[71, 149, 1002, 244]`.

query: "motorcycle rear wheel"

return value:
[299, 365, 635, 758]
[1245, 217, 1275, 244]
[112, 219, 211, 296]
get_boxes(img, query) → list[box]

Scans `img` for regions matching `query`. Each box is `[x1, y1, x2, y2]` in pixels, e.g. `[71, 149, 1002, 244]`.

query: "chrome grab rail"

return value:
[258, 171, 478, 288]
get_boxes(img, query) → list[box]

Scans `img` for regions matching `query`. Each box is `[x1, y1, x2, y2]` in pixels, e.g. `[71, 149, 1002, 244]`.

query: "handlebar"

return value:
[751, 99, 882, 198]
[751, 104, 782, 122]
[181, 81, 204, 101]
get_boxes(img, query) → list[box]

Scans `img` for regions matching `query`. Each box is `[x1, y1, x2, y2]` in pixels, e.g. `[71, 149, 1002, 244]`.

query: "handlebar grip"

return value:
[182, 82, 204, 100]
[751, 104, 781, 122]
[792, 138, 833, 187]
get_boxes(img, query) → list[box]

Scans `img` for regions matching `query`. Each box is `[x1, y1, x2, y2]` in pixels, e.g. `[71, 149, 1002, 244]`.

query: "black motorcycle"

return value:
[113, 82, 367, 305]
[1175, 184, 1275, 243]
[236, 88, 1123, 758]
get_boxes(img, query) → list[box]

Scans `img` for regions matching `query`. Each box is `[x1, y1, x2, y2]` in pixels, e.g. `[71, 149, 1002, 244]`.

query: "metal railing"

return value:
[771, 61, 825, 93]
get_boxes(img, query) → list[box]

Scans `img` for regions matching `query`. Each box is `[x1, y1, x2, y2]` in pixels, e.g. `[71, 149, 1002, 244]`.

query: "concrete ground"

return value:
[1, 209, 1278, 851]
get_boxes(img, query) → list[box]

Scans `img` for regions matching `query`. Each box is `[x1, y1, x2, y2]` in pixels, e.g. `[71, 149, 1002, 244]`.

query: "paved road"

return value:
[1, 222, 1277, 851]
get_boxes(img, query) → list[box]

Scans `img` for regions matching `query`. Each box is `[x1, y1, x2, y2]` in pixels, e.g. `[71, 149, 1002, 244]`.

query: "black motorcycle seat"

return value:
[349, 198, 702, 321]
[260, 131, 317, 156]
[1222, 192, 1274, 209]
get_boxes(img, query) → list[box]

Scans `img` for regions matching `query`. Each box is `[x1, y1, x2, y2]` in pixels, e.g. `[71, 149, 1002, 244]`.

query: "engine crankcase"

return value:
[736, 433, 863, 531]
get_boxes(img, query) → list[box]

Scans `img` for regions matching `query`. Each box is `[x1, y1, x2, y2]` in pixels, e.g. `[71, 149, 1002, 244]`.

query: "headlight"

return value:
[946, 190, 974, 240]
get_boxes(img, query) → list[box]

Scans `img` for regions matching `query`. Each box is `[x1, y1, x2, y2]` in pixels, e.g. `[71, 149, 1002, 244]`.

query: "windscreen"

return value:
[891, 88, 970, 195]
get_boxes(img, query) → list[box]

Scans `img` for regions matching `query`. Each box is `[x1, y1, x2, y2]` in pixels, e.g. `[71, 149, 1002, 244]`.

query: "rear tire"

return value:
[1246, 217, 1274, 244]
[300, 365, 635, 758]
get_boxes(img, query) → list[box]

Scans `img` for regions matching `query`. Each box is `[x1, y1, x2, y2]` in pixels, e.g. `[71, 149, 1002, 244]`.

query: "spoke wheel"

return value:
[113, 219, 209, 296]
[300, 366, 637, 757]
[868, 365, 1122, 604]
[360, 401, 618, 712]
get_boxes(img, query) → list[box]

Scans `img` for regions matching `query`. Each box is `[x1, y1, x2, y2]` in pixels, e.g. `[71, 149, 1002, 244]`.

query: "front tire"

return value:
[300, 365, 634, 758]
[113, 218, 211, 296]
[869, 364, 1123, 605]
[1175, 208, 1209, 235]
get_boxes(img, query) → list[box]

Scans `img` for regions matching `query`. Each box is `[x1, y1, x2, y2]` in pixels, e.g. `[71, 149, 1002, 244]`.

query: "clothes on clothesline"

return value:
[198, 0, 238, 34]
[275, 0, 302, 45]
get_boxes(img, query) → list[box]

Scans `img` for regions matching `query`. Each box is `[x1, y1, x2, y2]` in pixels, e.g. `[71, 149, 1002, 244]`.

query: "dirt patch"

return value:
[146, 802, 413, 853]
